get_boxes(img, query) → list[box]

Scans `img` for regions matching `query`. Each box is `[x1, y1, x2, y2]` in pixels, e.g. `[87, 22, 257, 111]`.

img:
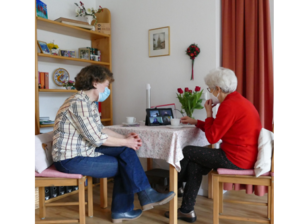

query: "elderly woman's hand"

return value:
[204, 99, 216, 117]
[180, 116, 197, 125]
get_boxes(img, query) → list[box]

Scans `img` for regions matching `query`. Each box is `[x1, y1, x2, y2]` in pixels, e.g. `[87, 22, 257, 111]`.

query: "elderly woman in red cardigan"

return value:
[165, 67, 262, 223]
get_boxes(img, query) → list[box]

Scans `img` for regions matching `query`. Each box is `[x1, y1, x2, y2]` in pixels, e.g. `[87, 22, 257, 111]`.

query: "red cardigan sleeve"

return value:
[204, 103, 236, 144]
[195, 119, 205, 131]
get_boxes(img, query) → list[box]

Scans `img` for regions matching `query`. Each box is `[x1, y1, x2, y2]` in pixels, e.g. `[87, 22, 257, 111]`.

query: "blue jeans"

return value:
[54, 146, 151, 213]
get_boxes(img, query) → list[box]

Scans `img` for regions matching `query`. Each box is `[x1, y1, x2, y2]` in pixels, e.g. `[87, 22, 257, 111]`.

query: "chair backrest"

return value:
[35, 131, 54, 173]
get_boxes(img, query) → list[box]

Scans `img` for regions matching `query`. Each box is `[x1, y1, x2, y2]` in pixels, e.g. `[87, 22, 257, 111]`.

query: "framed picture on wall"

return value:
[148, 26, 170, 57]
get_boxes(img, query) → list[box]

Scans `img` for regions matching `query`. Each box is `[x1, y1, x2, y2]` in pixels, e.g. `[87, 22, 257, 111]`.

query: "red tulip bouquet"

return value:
[186, 43, 200, 80]
[176, 86, 204, 118]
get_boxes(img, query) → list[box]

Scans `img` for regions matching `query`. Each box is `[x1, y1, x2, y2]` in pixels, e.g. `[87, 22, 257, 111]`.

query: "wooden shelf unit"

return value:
[35, 9, 113, 134]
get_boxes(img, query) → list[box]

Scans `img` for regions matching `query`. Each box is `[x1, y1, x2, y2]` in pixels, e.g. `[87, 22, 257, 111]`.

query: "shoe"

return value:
[164, 208, 197, 223]
[111, 209, 142, 223]
[178, 187, 184, 198]
[138, 188, 176, 211]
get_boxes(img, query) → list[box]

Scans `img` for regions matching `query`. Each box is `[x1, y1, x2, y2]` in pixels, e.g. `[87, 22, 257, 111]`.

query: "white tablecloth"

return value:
[106, 124, 210, 172]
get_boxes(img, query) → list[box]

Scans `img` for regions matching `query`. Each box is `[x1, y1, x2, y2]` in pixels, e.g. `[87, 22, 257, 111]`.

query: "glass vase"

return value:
[184, 109, 194, 118]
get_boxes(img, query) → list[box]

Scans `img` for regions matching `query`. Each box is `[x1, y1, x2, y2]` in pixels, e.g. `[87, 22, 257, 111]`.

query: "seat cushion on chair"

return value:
[35, 164, 83, 179]
[254, 128, 274, 177]
[35, 131, 54, 173]
[217, 168, 270, 176]
[217, 168, 271, 197]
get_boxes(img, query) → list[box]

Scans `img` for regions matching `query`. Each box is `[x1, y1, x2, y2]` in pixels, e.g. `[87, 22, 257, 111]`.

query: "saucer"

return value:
[168, 125, 183, 129]
[122, 122, 139, 125]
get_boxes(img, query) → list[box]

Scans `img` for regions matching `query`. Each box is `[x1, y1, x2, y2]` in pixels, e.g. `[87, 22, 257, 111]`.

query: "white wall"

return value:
[97, 0, 221, 196]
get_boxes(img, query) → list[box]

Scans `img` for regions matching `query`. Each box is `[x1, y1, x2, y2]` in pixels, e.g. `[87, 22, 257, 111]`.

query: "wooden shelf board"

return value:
[39, 89, 77, 93]
[100, 118, 111, 122]
[36, 17, 110, 40]
[38, 53, 110, 66]
[40, 124, 54, 128]
[40, 119, 111, 128]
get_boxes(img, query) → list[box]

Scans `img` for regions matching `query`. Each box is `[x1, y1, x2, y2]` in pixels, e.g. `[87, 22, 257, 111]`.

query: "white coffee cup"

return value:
[126, 117, 136, 124]
[171, 118, 180, 126]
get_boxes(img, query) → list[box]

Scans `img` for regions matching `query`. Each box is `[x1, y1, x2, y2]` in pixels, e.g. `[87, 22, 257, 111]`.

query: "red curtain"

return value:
[222, 0, 273, 131]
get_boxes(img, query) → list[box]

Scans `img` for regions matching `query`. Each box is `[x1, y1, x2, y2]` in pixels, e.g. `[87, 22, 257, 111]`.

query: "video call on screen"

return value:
[149, 109, 173, 125]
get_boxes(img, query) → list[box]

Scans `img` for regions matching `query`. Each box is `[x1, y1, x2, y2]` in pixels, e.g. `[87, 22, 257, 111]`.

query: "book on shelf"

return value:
[40, 117, 50, 121]
[45, 72, 49, 89]
[40, 72, 45, 89]
[54, 17, 95, 30]
[40, 120, 54, 125]
[54, 17, 89, 25]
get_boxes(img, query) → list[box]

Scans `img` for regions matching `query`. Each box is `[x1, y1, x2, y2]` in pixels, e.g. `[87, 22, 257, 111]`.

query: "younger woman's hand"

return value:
[180, 116, 197, 125]
[125, 135, 142, 150]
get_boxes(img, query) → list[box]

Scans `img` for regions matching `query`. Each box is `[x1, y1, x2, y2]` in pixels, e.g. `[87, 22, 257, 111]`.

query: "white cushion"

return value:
[254, 128, 274, 177]
[35, 131, 54, 173]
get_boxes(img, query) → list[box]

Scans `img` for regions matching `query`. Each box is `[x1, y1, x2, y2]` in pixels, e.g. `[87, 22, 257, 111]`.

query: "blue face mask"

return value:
[98, 87, 110, 102]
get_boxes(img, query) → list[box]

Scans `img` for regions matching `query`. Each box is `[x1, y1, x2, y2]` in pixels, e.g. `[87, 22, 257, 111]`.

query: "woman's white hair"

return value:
[204, 67, 237, 93]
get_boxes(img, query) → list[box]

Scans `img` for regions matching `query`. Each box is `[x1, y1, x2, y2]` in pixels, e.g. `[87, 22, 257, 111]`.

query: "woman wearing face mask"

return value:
[165, 67, 262, 223]
[52, 65, 175, 223]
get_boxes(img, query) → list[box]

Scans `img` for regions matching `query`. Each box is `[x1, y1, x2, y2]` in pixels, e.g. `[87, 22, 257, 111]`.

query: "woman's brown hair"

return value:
[74, 65, 114, 90]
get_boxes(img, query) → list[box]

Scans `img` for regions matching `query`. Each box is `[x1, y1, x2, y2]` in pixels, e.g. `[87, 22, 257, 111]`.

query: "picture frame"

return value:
[59, 50, 76, 58]
[36, 0, 48, 19]
[37, 40, 50, 54]
[78, 48, 91, 60]
[148, 26, 170, 57]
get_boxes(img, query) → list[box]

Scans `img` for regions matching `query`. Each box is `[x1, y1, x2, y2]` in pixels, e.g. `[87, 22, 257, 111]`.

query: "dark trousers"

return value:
[178, 146, 244, 211]
[54, 146, 151, 213]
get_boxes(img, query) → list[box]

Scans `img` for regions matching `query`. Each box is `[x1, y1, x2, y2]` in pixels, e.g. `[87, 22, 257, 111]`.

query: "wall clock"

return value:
[52, 68, 70, 86]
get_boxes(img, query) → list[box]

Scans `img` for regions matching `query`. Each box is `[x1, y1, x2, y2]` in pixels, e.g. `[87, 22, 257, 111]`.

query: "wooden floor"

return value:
[35, 182, 269, 224]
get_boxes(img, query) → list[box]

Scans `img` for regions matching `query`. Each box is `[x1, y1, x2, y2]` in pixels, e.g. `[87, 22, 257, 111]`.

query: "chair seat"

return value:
[216, 168, 273, 196]
[217, 168, 271, 176]
[35, 164, 83, 179]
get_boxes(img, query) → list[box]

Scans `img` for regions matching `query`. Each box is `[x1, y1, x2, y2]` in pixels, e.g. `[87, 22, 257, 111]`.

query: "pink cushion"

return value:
[217, 168, 271, 176]
[35, 164, 83, 179]
[217, 168, 274, 197]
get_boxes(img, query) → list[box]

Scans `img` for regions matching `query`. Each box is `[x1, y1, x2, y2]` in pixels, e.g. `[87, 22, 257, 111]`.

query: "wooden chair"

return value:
[35, 165, 94, 224]
[210, 130, 274, 224]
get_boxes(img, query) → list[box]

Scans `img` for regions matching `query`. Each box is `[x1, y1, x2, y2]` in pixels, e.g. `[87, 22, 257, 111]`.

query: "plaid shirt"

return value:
[52, 91, 108, 162]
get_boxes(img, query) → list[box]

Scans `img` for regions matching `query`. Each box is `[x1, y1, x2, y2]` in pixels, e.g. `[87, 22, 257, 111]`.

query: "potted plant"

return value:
[47, 41, 59, 56]
[75, 1, 103, 25]
[62, 80, 76, 90]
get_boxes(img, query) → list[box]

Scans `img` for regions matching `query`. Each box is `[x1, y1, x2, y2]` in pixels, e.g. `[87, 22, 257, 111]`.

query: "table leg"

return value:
[169, 165, 178, 224]
[147, 158, 153, 171]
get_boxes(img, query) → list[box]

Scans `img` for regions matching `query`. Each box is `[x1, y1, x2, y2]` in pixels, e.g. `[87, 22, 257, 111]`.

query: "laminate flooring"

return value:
[35, 182, 269, 224]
